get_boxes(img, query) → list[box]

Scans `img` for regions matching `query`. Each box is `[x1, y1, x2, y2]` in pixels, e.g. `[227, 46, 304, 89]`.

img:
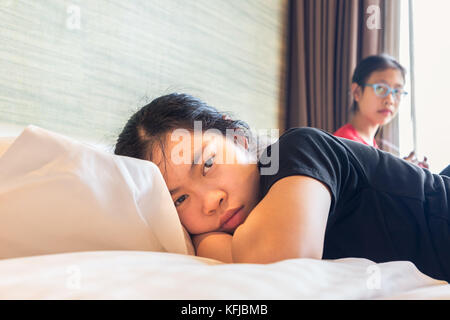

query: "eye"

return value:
[174, 194, 188, 207]
[394, 89, 406, 99]
[203, 155, 215, 175]
[375, 84, 388, 96]
[393, 90, 400, 99]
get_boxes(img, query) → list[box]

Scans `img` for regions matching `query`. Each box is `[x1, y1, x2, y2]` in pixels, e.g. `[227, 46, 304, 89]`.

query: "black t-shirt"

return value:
[258, 127, 450, 282]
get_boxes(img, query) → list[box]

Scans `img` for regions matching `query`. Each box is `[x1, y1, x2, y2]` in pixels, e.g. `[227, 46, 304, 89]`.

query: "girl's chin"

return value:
[380, 117, 393, 125]
[372, 116, 392, 125]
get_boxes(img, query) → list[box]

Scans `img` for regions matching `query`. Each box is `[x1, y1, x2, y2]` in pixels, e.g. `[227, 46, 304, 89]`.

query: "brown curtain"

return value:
[285, 0, 385, 133]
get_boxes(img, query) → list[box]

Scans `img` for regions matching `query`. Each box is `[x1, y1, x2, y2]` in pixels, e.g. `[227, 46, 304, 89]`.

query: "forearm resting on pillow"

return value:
[192, 232, 233, 263]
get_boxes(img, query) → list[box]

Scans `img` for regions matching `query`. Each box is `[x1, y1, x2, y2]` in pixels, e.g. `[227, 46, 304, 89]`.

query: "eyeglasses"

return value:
[364, 83, 408, 101]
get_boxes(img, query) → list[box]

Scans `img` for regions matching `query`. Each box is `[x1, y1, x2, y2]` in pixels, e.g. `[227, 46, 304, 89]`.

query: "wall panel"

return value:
[0, 0, 287, 146]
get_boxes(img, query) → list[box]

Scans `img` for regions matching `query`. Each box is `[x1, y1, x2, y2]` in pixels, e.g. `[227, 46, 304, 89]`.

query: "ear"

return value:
[351, 83, 362, 102]
[233, 131, 249, 150]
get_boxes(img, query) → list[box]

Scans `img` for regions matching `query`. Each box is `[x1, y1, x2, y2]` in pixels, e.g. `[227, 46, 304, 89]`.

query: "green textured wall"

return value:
[0, 0, 287, 147]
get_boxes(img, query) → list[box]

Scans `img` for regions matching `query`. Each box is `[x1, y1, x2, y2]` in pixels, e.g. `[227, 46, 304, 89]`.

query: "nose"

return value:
[385, 92, 396, 105]
[202, 189, 226, 216]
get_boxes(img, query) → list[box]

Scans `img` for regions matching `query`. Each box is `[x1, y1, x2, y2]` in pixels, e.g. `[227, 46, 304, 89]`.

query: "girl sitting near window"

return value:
[334, 54, 428, 168]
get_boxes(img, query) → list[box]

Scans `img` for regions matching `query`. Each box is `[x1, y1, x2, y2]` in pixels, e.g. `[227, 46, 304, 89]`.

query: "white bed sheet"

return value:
[0, 250, 448, 300]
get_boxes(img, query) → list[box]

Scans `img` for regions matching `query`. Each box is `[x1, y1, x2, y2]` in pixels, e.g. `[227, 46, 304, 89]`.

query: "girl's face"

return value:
[353, 68, 405, 125]
[152, 129, 261, 235]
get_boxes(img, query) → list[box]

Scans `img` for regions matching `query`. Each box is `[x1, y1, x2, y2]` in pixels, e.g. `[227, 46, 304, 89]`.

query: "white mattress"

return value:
[0, 250, 448, 300]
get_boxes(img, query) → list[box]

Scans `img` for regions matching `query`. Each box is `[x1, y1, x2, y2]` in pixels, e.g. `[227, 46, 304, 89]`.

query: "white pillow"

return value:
[0, 125, 194, 259]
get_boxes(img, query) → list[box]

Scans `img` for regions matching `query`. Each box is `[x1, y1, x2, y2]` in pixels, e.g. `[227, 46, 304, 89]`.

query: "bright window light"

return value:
[399, 0, 450, 173]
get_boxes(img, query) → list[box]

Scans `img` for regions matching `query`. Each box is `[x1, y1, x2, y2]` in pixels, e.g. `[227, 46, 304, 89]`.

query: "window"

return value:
[399, 0, 450, 173]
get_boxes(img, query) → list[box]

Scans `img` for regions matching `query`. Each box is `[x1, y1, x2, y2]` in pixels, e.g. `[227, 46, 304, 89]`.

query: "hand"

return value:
[403, 151, 416, 163]
[417, 156, 429, 169]
[403, 151, 429, 169]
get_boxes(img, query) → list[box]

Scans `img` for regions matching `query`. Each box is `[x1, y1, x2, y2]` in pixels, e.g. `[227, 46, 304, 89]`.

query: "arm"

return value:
[232, 175, 331, 263]
[192, 232, 233, 263]
[192, 175, 331, 264]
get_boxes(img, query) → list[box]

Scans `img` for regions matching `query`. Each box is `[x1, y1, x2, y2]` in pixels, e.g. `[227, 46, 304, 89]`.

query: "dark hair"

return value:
[114, 93, 253, 165]
[351, 54, 406, 113]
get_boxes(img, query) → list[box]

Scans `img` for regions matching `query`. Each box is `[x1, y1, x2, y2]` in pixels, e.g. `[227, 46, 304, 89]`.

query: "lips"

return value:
[220, 206, 244, 229]
[378, 109, 393, 115]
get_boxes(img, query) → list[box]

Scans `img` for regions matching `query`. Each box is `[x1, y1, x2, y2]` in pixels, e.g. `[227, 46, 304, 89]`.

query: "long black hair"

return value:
[351, 54, 406, 113]
[114, 93, 253, 163]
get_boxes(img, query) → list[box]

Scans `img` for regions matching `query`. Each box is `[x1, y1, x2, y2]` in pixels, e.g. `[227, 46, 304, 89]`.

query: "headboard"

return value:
[0, 0, 287, 148]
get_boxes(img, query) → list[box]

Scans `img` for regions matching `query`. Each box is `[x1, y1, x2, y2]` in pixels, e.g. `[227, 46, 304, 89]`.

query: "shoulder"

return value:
[259, 127, 350, 176]
[274, 127, 346, 155]
[258, 127, 347, 212]
[281, 126, 331, 140]
[333, 123, 359, 140]
[258, 127, 344, 175]
[333, 124, 355, 138]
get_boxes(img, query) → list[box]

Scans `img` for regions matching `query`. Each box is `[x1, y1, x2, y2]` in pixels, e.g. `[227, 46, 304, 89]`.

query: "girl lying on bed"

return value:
[114, 93, 450, 282]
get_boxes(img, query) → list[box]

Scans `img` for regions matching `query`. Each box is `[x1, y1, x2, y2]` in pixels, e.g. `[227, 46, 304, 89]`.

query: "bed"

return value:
[2, 251, 450, 300]
[0, 126, 449, 300]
